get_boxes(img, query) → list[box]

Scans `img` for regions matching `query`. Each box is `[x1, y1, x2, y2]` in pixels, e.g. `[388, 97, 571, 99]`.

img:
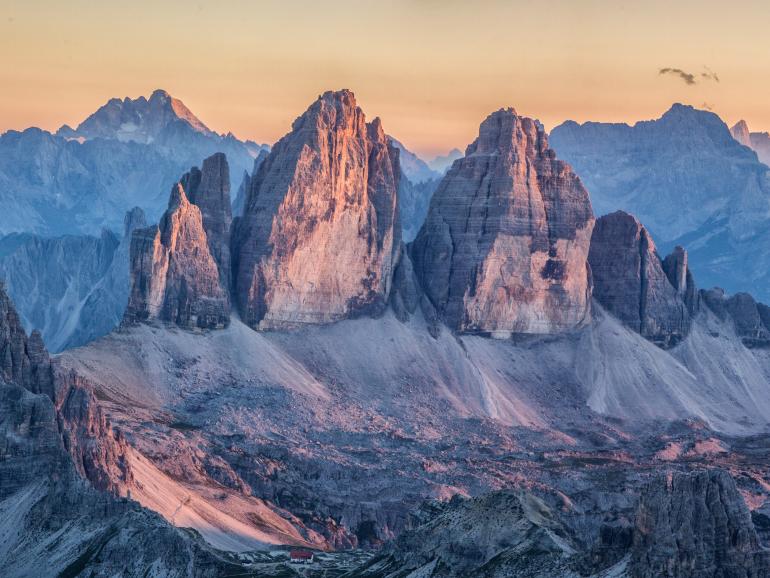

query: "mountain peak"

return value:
[67, 89, 213, 143]
[731, 119, 752, 146]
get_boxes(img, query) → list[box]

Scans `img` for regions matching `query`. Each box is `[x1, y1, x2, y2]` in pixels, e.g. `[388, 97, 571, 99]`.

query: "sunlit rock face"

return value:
[410, 108, 594, 337]
[232, 90, 401, 329]
[179, 153, 232, 289]
[124, 182, 229, 330]
[589, 211, 690, 348]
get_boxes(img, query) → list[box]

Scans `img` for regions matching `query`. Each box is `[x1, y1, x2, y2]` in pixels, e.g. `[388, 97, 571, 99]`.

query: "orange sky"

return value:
[1, 0, 769, 157]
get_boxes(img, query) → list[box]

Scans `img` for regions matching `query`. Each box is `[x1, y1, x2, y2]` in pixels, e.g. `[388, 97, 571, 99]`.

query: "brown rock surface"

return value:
[232, 90, 401, 329]
[410, 108, 594, 336]
[589, 211, 690, 347]
[179, 152, 232, 287]
[124, 182, 229, 329]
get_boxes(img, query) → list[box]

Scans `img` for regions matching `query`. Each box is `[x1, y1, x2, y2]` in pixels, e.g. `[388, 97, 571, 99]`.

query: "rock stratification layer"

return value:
[589, 211, 690, 347]
[125, 181, 229, 329]
[233, 90, 401, 329]
[410, 108, 594, 336]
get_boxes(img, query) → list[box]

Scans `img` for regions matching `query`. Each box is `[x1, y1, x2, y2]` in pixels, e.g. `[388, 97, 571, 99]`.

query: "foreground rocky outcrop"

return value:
[589, 211, 692, 347]
[232, 90, 401, 329]
[411, 108, 594, 336]
[0, 282, 250, 576]
[348, 469, 770, 578]
[629, 470, 770, 577]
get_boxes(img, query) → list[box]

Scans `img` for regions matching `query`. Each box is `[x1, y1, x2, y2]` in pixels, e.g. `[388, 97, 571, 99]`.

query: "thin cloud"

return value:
[701, 66, 720, 82]
[659, 67, 720, 86]
[659, 68, 697, 85]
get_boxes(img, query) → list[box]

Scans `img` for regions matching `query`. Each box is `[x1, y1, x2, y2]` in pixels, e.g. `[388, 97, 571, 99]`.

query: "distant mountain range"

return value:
[0, 89, 268, 237]
[550, 103, 770, 301]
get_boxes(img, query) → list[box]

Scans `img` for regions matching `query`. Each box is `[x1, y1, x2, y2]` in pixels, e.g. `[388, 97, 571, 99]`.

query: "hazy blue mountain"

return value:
[550, 103, 770, 299]
[388, 136, 441, 183]
[427, 147, 463, 173]
[0, 208, 145, 352]
[0, 90, 268, 236]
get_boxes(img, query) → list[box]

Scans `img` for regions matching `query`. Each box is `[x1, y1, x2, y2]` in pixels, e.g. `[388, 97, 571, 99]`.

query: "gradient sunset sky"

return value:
[2, 0, 769, 156]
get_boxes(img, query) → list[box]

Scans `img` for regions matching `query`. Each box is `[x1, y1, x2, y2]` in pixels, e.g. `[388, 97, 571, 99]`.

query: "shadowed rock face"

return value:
[589, 211, 690, 348]
[124, 182, 229, 329]
[0, 284, 53, 397]
[232, 90, 401, 329]
[410, 108, 595, 337]
[630, 470, 770, 578]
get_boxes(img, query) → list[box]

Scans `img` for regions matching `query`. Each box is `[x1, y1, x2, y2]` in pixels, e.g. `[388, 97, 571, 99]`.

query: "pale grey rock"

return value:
[732, 120, 753, 147]
[180, 153, 232, 288]
[589, 211, 690, 347]
[411, 108, 595, 336]
[233, 90, 401, 329]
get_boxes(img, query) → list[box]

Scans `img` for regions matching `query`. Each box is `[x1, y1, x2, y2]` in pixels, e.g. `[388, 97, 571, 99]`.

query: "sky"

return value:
[1, 0, 769, 157]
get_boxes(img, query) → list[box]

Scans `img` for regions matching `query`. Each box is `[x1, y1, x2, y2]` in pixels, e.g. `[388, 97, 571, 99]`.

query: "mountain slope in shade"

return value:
[0, 90, 267, 236]
[0, 208, 145, 352]
[550, 104, 770, 301]
[388, 136, 441, 183]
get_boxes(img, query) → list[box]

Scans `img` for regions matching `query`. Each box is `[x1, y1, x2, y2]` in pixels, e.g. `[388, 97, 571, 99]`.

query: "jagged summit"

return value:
[62, 88, 214, 144]
[124, 154, 231, 330]
[411, 107, 594, 336]
[731, 118, 770, 165]
[232, 89, 401, 329]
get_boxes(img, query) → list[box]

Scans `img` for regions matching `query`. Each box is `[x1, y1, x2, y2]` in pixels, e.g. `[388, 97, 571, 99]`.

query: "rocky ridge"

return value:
[411, 107, 595, 336]
[588, 211, 691, 348]
[732, 120, 770, 166]
[550, 104, 770, 301]
[124, 169, 230, 329]
[232, 90, 401, 329]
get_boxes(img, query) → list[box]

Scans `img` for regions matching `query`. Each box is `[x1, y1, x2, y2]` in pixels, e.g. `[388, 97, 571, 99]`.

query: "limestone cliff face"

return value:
[410, 108, 594, 336]
[124, 182, 229, 329]
[179, 152, 232, 287]
[588, 211, 690, 347]
[232, 90, 401, 329]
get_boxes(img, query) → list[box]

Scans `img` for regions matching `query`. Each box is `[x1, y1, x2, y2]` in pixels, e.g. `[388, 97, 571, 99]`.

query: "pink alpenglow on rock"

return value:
[124, 181, 229, 330]
[411, 108, 595, 337]
[232, 90, 401, 329]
